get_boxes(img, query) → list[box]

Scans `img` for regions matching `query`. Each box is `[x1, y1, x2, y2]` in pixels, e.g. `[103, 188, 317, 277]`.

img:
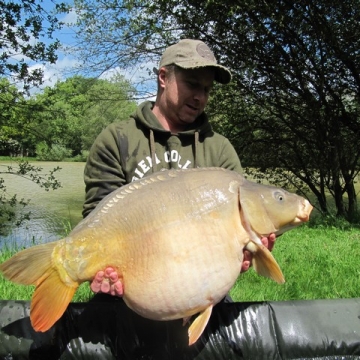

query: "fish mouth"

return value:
[294, 199, 313, 223]
[277, 199, 313, 234]
[259, 199, 313, 238]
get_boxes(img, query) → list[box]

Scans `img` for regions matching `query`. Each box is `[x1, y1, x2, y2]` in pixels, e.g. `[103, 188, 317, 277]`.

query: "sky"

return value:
[29, 2, 157, 100]
[31, 7, 80, 90]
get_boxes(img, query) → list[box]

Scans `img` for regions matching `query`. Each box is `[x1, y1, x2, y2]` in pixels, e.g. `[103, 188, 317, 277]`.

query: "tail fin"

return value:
[0, 242, 78, 331]
[245, 241, 285, 284]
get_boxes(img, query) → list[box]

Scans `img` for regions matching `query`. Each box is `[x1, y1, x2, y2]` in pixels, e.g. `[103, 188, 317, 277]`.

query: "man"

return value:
[83, 39, 275, 296]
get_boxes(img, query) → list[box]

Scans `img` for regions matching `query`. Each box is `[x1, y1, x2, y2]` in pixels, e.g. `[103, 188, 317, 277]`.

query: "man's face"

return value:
[160, 66, 215, 129]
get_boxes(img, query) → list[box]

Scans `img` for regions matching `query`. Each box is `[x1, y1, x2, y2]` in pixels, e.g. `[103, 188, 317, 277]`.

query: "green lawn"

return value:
[231, 224, 360, 301]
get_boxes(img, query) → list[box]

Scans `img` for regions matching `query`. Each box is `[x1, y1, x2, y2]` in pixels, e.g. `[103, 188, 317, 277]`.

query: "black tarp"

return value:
[0, 296, 360, 359]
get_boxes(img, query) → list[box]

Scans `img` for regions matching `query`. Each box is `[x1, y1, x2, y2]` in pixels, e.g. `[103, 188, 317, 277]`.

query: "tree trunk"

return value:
[345, 180, 358, 221]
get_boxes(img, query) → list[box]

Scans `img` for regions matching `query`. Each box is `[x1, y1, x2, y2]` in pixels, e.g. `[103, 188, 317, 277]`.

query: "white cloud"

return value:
[20, 55, 80, 95]
[60, 8, 78, 27]
[100, 61, 157, 102]
[42, 56, 80, 86]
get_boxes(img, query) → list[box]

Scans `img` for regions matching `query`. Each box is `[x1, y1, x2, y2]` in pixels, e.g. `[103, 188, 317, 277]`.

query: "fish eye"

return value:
[274, 191, 285, 202]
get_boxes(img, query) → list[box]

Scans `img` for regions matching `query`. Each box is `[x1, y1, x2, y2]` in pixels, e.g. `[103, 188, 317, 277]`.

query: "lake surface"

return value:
[0, 161, 86, 249]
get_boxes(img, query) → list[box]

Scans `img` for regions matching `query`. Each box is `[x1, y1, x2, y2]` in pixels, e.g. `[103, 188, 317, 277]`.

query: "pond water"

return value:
[0, 161, 86, 249]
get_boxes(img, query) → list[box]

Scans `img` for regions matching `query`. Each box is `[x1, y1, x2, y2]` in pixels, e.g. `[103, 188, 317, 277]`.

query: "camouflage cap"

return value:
[155, 39, 231, 84]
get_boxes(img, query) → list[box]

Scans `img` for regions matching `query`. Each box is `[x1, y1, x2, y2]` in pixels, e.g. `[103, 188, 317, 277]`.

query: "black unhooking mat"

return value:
[0, 296, 359, 359]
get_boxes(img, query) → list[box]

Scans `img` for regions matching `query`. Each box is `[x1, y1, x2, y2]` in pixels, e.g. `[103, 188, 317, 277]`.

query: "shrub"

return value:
[36, 142, 72, 161]
[69, 150, 89, 162]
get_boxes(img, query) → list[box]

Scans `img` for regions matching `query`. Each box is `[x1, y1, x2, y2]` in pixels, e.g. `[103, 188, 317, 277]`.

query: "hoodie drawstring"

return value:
[149, 129, 156, 173]
[194, 131, 199, 168]
[148, 129, 200, 171]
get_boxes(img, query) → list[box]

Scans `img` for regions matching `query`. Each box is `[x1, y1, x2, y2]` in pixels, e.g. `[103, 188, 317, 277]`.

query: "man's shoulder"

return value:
[105, 117, 139, 134]
[202, 130, 231, 145]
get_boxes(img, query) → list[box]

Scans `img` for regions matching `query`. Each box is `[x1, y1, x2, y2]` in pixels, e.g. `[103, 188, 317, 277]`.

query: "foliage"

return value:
[0, 160, 62, 234]
[72, 0, 360, 221]
[0, 0, 69, 93]
[0, 76, 137, 158]
[0, 1, 70, 232]
[0, 78, 36, 156]
[70, 150, 90, 162]
[24, 76, 137, 155]
[35, 141, 72, 161]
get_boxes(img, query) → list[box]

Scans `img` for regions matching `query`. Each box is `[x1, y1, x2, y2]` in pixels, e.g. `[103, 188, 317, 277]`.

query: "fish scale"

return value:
[0, 167, 313, 345]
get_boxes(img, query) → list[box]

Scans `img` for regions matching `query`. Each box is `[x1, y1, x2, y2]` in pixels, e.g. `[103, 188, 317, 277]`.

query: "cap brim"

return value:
[175, 61, 231, 84]
[213, 66, 232, 84]
[153, 64, 231, 84]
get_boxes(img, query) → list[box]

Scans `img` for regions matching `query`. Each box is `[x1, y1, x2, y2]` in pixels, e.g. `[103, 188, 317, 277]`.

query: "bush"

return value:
[68, 150, 89, 162]
[308, 213, 359, 230]
[36, 142, 72, 161]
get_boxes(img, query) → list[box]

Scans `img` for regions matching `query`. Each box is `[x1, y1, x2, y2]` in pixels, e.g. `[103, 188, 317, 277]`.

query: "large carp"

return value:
[0, 167, 312, 345]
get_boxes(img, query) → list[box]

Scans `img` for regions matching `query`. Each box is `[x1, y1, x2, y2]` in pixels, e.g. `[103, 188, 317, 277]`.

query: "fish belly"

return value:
[121, 214, 245, 321]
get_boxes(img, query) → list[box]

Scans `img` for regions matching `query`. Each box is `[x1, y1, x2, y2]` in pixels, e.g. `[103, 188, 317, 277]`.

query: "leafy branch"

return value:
[0, 160, 62, 232]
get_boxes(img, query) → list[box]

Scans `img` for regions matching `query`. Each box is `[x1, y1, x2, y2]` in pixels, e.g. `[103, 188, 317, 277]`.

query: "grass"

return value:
[0, 247, 35, 300]
[230, 224, 360, 301]
[0, 156, 35, 161]
[0, 220, 359, 303]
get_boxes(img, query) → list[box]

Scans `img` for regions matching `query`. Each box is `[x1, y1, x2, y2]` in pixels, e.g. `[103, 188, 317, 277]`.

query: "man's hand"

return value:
[90, 267, 124, 296]
[240, 233, 276, 273]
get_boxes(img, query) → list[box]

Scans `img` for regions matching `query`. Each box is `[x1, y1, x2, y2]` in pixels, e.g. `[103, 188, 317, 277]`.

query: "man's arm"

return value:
[83, 124, 126, 218]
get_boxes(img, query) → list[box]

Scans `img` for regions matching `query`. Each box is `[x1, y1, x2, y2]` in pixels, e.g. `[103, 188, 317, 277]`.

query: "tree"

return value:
[0, 0, 69, 93]
[0, 0, 70, 151]
[0, 78, 45, 157]
[200, 1, 360, 219]
[0, 78, 63, 232]
[73, 0, 360, 220]
[0, 0, 69, 233]
[25, 75, 137, 156]
[79, 74, 138, 150]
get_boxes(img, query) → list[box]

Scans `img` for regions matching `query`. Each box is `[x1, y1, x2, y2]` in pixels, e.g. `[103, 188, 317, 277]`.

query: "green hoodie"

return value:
[83, 101, 242, 218]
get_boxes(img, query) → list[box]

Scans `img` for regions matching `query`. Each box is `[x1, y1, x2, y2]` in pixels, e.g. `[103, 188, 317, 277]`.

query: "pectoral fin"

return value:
[187, 305, 213, 345]
[245, 241, 285, 284]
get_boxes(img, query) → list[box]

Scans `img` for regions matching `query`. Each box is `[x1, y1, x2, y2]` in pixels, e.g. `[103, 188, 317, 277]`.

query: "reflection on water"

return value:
[0, 161, 86, 249]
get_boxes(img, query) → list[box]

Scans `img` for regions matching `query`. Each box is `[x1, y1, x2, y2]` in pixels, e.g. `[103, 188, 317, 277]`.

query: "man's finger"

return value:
[267, 233, 276, 251]
[241, 260, 251, 273]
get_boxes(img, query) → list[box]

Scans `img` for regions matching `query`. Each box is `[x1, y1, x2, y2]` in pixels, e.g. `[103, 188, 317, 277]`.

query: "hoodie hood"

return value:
[132, 101, 213, 136]
[131, 101, 212, 170]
